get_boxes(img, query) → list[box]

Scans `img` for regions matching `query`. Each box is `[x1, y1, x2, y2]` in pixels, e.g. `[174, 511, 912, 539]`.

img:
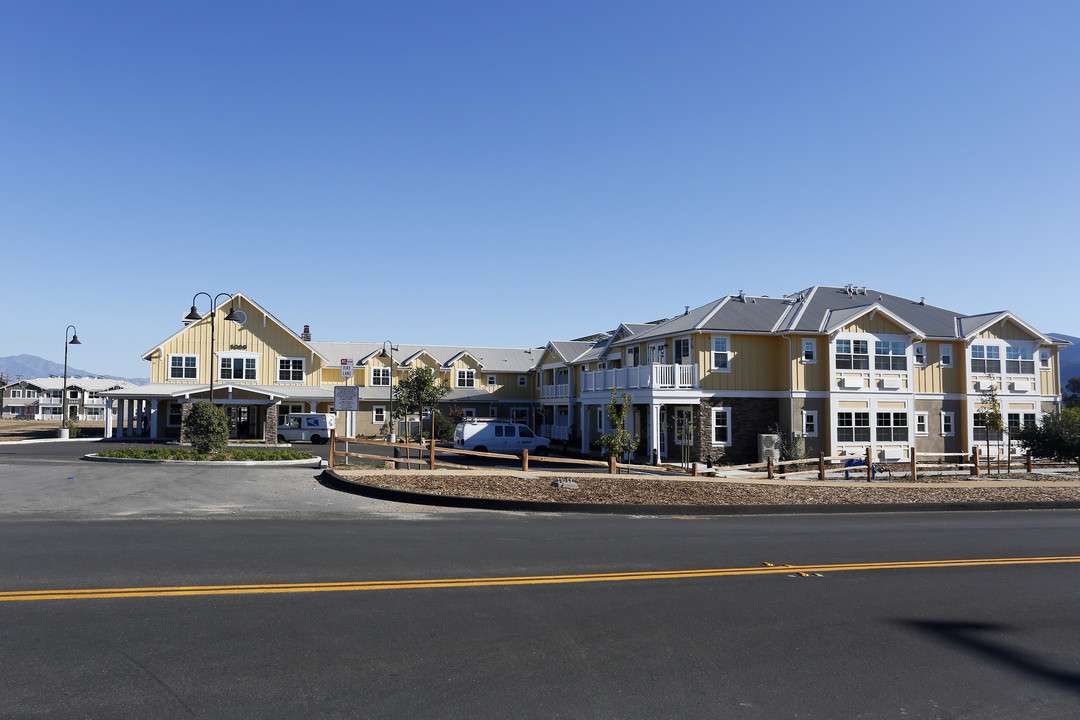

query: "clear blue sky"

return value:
[2, 1, 1077, 379]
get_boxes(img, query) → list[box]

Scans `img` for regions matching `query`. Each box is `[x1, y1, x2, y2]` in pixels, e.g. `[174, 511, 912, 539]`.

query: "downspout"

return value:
[781, 334, 795, 450]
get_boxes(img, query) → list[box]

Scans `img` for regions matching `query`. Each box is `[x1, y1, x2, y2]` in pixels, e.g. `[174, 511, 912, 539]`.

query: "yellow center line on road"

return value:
[2, 556, 1079, 603]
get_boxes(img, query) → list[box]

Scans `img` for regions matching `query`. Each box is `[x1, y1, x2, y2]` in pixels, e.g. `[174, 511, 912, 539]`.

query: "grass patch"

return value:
[97, 448, 315, 461]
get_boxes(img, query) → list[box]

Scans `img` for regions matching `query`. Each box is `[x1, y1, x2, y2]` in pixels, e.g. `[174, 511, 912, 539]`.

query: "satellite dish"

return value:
[231, 310, 247, 325]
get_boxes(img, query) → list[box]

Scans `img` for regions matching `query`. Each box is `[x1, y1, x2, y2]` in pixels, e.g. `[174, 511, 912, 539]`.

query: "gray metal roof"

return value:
[3, 377, 133, 392]
[786, 286, 964, 338]
[103, 383, 334, 400]
[308, 342, 540, 373]
[546, 341, 596, 364]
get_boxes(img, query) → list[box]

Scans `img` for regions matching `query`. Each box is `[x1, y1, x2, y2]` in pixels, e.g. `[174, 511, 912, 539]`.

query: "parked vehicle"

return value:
[277, 413, 336, 444]
[453, 419, 549, 455]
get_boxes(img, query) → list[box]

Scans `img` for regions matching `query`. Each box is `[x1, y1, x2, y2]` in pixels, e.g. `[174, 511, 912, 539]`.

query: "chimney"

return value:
[301, 324, 312, 341]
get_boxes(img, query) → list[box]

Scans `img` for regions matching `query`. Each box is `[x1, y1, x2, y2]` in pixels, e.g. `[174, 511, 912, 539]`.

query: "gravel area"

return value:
[335, 470, 1080, 506]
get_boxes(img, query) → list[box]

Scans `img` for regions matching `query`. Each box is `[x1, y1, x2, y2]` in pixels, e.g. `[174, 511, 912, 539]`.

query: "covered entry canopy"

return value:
[102, 384, 334, 440]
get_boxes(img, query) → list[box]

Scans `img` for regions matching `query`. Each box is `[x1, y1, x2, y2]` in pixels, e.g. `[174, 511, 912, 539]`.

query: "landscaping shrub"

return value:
[183, 402, 228, 454]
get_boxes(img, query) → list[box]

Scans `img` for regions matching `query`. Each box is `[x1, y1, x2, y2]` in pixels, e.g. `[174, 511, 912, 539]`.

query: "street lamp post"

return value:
[61, 324, 81, 434]
[184, 293, 242, 405]
[380, 341, 395, 442]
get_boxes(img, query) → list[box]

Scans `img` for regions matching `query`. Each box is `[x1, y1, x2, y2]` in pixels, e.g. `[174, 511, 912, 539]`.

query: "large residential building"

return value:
[104, 288, 1068, 465]
[1, 377, 132, 421]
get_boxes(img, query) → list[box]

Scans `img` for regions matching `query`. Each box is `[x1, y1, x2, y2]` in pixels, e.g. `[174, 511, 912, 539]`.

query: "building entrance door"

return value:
[225, 406, 251, 439]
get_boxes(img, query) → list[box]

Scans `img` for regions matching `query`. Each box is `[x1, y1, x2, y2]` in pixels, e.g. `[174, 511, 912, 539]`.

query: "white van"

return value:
[277, 413, 336, 444]
[453, 420, 550, 455]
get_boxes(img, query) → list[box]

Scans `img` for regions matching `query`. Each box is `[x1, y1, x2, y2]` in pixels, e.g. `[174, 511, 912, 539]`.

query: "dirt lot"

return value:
[335, 468, 1080, 506]
[0, 419, 107, 441]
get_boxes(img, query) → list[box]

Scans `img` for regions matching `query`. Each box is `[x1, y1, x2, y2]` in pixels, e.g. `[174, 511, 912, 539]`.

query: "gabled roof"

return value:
[2, 377, 132, 392]
[957, 311, 1051, 343]
[819, 302, 925, 337]
[442, 350, 483, 369]
[142, 292, 330, 364]
[307, 342, 539, 373]
[103, 383, 334, 401]
[784, 286, 960, 338]
[544, 340, 595, 365]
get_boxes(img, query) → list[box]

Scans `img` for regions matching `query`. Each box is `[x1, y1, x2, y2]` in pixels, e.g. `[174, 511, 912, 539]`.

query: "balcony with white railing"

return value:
[38, 397, 62, 407]
[539, 423, 571, 441]
[580, 363, 699, 393]
[540, 383, 571, 399]
[85, 397, 108, 406]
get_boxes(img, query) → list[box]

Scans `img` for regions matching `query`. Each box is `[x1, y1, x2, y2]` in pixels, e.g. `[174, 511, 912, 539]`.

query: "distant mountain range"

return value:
[0, 354, 148, 386]
[1053, 334, 1080, 384]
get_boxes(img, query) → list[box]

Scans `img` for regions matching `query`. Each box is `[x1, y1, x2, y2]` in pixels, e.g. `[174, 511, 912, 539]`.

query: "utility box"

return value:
[758, 434, 781, 463]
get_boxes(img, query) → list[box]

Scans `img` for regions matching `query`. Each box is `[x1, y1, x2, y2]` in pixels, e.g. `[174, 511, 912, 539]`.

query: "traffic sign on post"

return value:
[340, 358, 354, 379]
[334, 385, 359, 411]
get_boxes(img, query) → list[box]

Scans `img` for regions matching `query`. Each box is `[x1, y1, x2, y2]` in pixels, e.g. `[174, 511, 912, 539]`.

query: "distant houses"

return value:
[1, 377, 132, 421]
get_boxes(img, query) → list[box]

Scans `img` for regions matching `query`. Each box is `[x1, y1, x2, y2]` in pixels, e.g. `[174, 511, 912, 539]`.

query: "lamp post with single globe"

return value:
[184, 293, 243, 405]
[380, 340, 395, 442]
[60, 324, 80, 434]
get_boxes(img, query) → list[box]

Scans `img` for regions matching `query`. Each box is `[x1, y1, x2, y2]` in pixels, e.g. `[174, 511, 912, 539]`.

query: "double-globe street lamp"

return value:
[184, 293, 243, 405]
[61, 324, 81, 433]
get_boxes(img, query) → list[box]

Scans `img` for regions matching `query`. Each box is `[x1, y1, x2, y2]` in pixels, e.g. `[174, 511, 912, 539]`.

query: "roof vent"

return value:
[919, 297, 926, 306]
[738, 290, 746, 302]
[301, 324, 312, 341]
[684, 305, 690, 315]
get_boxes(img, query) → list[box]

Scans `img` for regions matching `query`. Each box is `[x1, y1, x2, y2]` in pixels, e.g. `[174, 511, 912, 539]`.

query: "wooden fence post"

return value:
[429, 437, 436, 471]
[766, 455, 774, 479]
[1026, 451, 1032, 473]
[909, 446, 917, 483]
[522, 448, 529, 472]
[818, 452, 825, 481]
[866, 446, 873, 482]
[329, 429, 336, 469]
[971, 446, 980, 477]
[608, 454, 616, 475]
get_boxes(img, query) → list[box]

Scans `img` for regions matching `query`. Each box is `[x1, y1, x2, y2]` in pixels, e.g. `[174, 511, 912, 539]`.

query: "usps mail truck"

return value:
[277, 413, 336, 444]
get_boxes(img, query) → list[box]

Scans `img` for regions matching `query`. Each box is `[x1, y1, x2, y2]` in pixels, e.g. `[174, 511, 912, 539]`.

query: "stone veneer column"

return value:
[179, 402, 192, 444]
[264, 404, 279, 443]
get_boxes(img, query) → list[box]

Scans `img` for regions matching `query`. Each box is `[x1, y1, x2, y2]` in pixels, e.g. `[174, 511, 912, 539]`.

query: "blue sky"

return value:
[2, 1, 1077, 379]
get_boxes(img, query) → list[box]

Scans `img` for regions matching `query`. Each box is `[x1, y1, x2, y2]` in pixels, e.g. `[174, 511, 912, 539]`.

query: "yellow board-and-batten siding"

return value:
[151, 305, 322, 386]
[698, 333, 783, 392]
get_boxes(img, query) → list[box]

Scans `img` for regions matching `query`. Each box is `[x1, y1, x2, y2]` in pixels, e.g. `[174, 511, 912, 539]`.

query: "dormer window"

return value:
[457, 369, 475, 388]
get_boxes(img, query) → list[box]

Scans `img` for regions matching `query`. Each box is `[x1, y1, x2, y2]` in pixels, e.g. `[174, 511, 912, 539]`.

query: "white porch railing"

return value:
[580, 364, 699, 392]
[539, 423, 570, 441]
[541, 383, 571, 399]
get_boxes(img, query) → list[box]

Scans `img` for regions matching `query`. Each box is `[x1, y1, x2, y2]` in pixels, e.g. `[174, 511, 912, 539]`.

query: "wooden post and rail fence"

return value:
[328, 431, 1041, 481]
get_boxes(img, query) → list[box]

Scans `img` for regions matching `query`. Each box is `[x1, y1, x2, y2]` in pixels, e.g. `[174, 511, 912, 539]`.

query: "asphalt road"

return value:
[2, 441, 1079, 718]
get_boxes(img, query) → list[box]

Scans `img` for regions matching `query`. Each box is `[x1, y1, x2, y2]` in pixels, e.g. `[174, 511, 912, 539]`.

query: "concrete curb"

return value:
[4, 437, 105, 445]
[319, 470, 1080, 516]
[86, 454, 326, 468]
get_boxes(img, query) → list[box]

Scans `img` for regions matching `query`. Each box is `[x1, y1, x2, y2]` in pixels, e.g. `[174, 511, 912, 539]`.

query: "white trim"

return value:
[168, 353, 199, 381]
[941, 411, 955, 437]
[939, 343, 953, 367]
[915, 412, 928, 436]
[487, 374, 497, 386]
[801, 338, 816, 364]
[711, 335, 732, 372]
[277, 356, 306, 383]
[711, 406, 732, 446]
[801, 409, 818, 437]
[372, 405, 386, 424]
[218, 352, 260, 383]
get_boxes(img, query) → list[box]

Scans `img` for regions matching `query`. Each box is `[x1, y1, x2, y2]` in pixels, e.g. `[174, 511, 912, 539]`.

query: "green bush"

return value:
[430, 411, 457, 442]
[63, 418, 80, 438]
[183, 402, 229, 454]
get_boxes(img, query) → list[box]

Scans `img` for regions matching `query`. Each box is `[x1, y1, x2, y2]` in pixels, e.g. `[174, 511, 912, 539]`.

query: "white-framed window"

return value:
[463, 408, 476, 419]
[875, 412, 909, 442]
[219, 355, 257, 381]
[970, 345, 1000, 374]
[487, 374, 497, 386]
[802, 410, 818, 437]
[626, 347, 640, 367]
[874, 341, 907, 371]
[1040, 350, 1050, 370]
[648, 342, 667, 365]
[941, 412, 955, 436]
[373, 406, 386, 424]
[801, 339, 816, 364]
[9, 389, 21, 398]
[913, 344, 927, 367]
[169, 354, 199, 380]
[85, 407, 103, 419]
[1005, 346, 1035, 375]
[837, 412, 871, 443]
[973, 413, 1003, 442]
[711, 336, 731, 371]
[46, 389, 62, 399]
[836, 340, 869, 370]
[940, 344, 953, 367]
[68, 389, 79, 399]
[457, 369, 475, 388]
[167, 403, 184, 427]
[278, 357, 305, 382]
[711, 407, 731, 446]
[371, 367, 391, 386]
[674, 337, 691, 365]
[25, 389, 37, 398]
[489, 405, 498, 418]
[597, 407, 605, 432]
[1007, 412, 1036, 434]
[518, 375, 527, 387]
[915, 412, 928, 436]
